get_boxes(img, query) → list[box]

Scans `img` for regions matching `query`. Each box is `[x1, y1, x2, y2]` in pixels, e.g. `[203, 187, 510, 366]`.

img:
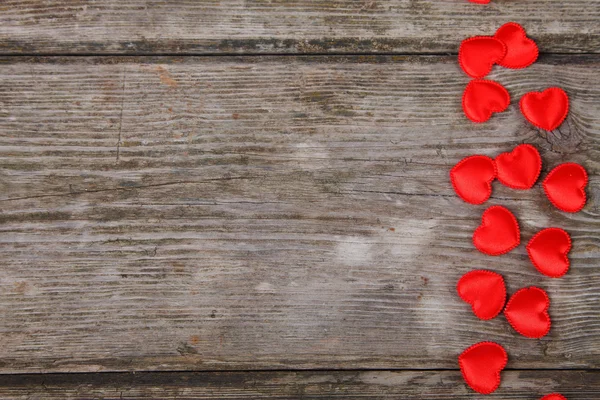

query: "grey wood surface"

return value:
[0, 370, 599, 399]
[1, 1, 600, 55]
[1, 55, 598, 374]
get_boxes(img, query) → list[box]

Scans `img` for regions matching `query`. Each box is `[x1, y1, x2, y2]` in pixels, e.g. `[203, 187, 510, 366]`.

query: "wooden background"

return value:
[0, 1, 599, 399]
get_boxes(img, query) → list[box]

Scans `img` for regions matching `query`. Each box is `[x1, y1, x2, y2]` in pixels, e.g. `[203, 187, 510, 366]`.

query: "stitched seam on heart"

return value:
[458, 342, 507, 395]
[519, 88, 569, 131]
[450, 155, 497, 204]
[495, 22, 539, 69]
[457, 270, 506, 320]
[473, 205, 521, 256]
[526, 228, 572, 278]
[495, 144, 542, 190]
[458, 37, 507, 79]
[504, 287, 551, 339]
[462, 80, 510, 123]
[543, 162, 589, 213]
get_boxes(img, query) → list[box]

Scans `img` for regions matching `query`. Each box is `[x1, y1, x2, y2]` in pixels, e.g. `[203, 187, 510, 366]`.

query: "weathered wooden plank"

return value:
[1, 1, 600, 55]
[0, 370, 599, 399]
[0, 55, 599, 373]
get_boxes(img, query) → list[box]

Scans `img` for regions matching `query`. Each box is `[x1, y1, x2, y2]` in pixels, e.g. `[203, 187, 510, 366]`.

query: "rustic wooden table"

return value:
[1, 1, 599, 398]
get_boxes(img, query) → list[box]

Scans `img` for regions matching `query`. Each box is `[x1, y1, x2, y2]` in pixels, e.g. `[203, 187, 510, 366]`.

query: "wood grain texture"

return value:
[1, 1, 600, 55]
[0, 55, 599, 373]
[1, 370, 599, 399]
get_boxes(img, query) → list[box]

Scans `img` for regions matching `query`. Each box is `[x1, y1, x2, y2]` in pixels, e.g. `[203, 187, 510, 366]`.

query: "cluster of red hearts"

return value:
[460, 22, 568, 130]
[449, 21, 590, 400]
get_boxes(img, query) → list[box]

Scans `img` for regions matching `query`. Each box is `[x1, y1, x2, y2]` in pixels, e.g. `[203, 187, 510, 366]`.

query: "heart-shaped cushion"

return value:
[473, 206, 520, 256]
[463, 80, 510, 123]
[540, 394, 567, 400]
[459, 342, 507, 394]
[459, 37, 507, 78]
[457, 270, 506, 320]
[527, 228, 571, 278]
[543, 163, 588, 213]
[495, 144, 542, 190]
[494, 22, 539, 69]
[504, 287, 551, 339]
[520, 88, 569, 131]
[450, 155, 497, 204]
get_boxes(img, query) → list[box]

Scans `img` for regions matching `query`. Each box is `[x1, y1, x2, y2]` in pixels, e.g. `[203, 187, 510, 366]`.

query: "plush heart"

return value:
[494, 22, 539, 69]
[527, 228, 571, 278]
[473, 206, 520, 256]
[540, 394, 567, 400]
[495, 144, 542, 190]
[543, 163, 588, 213]
[457, 270, 506, 320]
[450, 155, 497, 204]
[459, 342, 507, 394]
[469, 0, 491, 3]
[463, 80, 510, 123]
[520, 88, 569, 131]
[459, 37, 507, 78]
[504, 287, 551, 339]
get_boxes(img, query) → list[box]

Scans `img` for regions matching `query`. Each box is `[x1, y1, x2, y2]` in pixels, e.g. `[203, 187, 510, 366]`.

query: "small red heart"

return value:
[459, 37, 507, 78]
[459, 342, 507, 394]
[495, 144, 542, 190]
[494, 22, 539, 69]
[469, 0, 491, 3]
[450, 155, 496, 204]
[473, 206, 520, 256]
[504, 287, 551, 339]
[463, 80, 510, 123]
[457, 270, 506, 320]
[541, 394, 567, 400]
[520, 88, 569, 131]
[543, 163, 588, 213]
[527, 228, 571, 278]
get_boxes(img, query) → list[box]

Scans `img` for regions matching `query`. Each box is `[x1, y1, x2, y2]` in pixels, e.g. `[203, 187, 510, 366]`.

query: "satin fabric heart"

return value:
[450, 155, 496, 204]
[457, 270, 506, 320]
[463, 80, 510, 123]
[459, 342, 507, 394]
[543, 163, 588, 212]
[459, 37, 507, 78]
[495, 144, 542, 190]
[527, 228, 571, 278]
[504, 287, 551, 339]
[494, 22, 539, 69]
[520, 88, 569, 131]
[541, 394, 567, 400]
[473, 206, 520, 256]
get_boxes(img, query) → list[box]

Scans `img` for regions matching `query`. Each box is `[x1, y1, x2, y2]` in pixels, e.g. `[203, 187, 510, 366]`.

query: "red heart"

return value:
[494, 22, 539, 69]
[463, 80, 510, 123]
[495, 144, 542, 190]
[527, 228, 571, 278]
[450, 155, 496, 204]
[473, 206, 520, 256]
[543, 163, 588, 213]
[457, 270, 506, 320]
[541, 395, 567, 400]
[459, 342, 507, 394]
[504, 287, 551, 339]
[470, 0, 490, 3]
[459, 37, 507, 78]
[520, 88, 569, 131]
